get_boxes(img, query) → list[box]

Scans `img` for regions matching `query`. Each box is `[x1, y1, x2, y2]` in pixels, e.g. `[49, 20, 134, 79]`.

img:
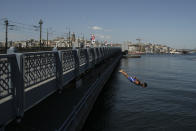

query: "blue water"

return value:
[83, 54, 196, 131]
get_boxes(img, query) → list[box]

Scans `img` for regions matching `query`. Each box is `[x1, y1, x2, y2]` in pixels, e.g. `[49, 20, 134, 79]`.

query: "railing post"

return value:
[73, 50, 79, 77]
[7, 47, 24, 119]
[84, 49, 89, 70]
[73, 50, 81, 88]
[91, 48, 95, 67]
[88, 48, 95, 68]
[95, 48, 99, 64]
[52, 47, 63, 92]
[11, 54, 23, 121]
[16, 54, 25, 120]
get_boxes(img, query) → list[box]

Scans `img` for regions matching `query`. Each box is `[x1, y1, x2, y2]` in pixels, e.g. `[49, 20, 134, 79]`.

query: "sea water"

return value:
[83, 54, 196, 131]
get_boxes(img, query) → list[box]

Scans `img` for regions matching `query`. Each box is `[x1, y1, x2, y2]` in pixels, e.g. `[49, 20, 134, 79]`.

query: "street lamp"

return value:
[39, 19, 43, 48]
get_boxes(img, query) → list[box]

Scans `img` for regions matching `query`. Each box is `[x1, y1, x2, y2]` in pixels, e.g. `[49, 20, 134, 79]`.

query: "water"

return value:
[82, 54, 196, 131]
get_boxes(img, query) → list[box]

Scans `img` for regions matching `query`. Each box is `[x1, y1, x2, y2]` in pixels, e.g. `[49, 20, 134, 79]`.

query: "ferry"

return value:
[123, 51, 141, 58]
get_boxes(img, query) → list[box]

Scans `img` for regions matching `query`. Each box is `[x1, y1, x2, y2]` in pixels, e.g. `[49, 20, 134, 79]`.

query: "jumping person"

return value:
[119, 69, 147, 88]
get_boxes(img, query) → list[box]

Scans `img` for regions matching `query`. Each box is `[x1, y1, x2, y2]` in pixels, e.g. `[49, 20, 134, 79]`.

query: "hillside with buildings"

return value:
[120, 41, 190, 54]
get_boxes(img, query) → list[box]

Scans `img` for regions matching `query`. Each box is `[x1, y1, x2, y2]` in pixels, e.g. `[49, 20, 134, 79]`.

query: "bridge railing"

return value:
[77, 49, 89, 74]
[0, 47, 121, 127]
[95, 48, 101, 64]
[59, 50, 76, 87]
[14, 51, 61, 117]
[0, 54, 20, 126]
[87, 48, 95, 69]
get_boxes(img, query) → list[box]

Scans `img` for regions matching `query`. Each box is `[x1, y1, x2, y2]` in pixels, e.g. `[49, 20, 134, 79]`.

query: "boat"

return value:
[123, 51, 142, 58]
[126, 54, 141, 58]
[123, 53, 141, 58]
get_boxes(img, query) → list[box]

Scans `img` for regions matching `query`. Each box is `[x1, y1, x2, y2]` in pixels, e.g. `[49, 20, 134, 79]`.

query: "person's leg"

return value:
[119, 70, 129, 78]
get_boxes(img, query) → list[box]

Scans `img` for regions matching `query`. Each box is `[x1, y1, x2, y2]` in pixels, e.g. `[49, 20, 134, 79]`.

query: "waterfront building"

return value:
[0, 42, 4, 47]
[145, 44, 153, 54]
[128, 44, 140, 53]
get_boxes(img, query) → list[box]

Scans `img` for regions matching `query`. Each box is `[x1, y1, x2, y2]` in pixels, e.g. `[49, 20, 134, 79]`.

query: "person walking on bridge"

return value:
[119, 69, 147, 88]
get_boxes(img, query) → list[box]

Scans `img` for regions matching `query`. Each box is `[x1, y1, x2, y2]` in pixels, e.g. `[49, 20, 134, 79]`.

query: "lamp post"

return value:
[5, 20, 8, 52]
[39, 19, 43, 48]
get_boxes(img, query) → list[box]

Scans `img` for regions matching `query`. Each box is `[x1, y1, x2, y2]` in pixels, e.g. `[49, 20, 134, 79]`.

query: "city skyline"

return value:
[0, 0, 196, 49]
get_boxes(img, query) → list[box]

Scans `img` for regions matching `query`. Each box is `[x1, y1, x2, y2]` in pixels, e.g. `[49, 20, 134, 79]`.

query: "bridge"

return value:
[0, 47, 122, 131]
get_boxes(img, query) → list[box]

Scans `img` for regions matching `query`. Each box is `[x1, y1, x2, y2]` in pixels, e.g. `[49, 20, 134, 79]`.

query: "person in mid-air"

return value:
[119, 69, 147, 88]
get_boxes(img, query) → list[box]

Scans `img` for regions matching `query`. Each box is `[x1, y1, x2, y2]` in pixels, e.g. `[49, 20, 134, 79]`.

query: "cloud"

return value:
[88, 25, 112, 32]
[91, 26, 103, 31]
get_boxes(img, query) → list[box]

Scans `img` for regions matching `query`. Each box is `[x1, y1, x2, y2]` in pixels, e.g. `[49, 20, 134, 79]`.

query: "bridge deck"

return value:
[5, 63, 105, 131]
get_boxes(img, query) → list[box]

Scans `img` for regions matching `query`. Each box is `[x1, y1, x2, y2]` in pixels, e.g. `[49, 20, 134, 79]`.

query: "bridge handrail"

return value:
[0, 47, 121, 127]
[0, 54, 16, 99]
[21, 51, 58, 89]
[0, 54, 20, 126]
[60, 50, 75, 74]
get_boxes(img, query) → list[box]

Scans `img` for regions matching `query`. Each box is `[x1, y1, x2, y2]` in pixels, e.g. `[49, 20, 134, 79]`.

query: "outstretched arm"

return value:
[119, 69, 129, 78]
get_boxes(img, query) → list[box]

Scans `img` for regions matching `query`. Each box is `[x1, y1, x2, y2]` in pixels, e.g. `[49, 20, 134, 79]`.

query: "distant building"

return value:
[0, 42, 4, 47]
[128, 44, 140, 53]
[53, 37, 67, 47]
[145, 44, 153, 54]
[111, 43, 121, 47]
[160, 46, 170, 53]
[71, 32, 76, 42]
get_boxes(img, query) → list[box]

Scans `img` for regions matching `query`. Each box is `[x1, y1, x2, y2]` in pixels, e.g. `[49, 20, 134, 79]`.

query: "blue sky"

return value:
[0, 0, 196, 49]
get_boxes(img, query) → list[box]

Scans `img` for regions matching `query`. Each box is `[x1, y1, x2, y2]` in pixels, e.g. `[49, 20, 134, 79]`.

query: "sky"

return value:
[0, 0, 196, 49]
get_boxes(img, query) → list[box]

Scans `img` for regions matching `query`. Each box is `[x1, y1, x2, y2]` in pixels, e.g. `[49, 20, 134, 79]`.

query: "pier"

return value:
[0, 47, 122, 131]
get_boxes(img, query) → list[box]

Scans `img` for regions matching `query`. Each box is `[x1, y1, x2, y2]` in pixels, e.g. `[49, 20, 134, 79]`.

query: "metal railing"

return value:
[0, 47, 121, 127]
[0, 56, 12, 99]
[59, 52, 122, 131]
[61, 50, 75, 73]
[22, 52, 57, 89]
[0, 54, 20, 126]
